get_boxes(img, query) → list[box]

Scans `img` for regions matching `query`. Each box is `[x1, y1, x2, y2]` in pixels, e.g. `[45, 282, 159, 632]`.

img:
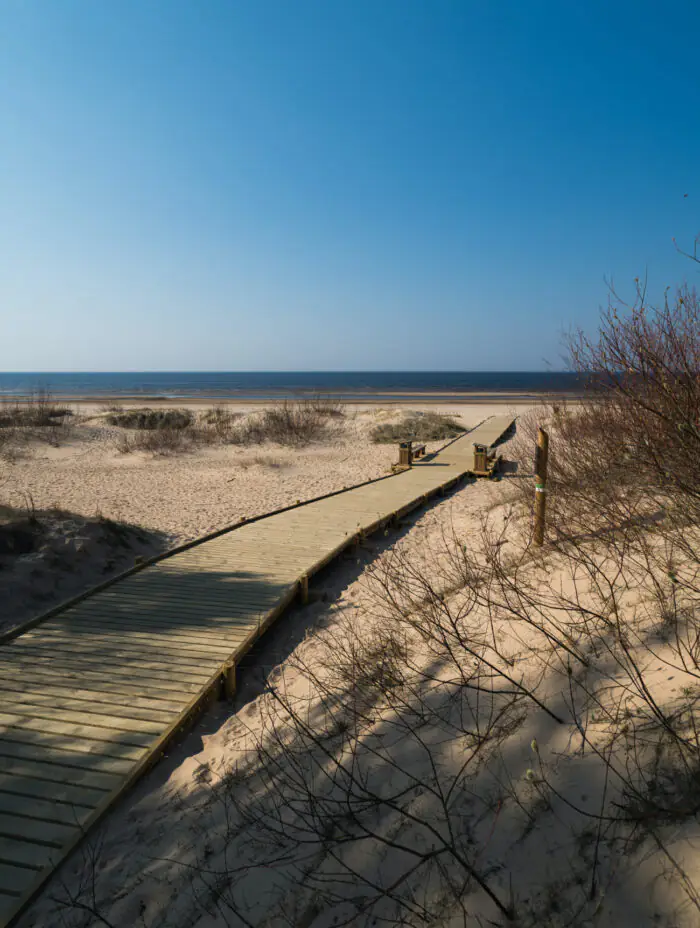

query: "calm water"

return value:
[0, 371, 585, 401]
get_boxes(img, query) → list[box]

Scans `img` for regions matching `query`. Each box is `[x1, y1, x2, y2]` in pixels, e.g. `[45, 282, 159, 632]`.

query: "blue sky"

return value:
[1, 1, 698, 371]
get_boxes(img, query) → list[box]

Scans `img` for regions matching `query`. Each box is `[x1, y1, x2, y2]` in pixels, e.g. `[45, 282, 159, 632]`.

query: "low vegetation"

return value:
[105, 407, 194, 430]
[109, 398, 345, 454]
[370, 410, 465, 443]
[198, 404, 242, 438]
[0, 390, 72, 428]
[0, 390, 74, 456]
[233, 399, 342, 447]
[113, 427, 195, 455]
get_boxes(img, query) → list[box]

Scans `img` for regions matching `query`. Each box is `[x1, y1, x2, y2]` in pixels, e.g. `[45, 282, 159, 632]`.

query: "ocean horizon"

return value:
[0, 371, 585, 402]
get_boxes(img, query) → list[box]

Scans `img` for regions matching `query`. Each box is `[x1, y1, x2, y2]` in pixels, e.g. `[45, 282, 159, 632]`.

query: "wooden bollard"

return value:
[399, 441, 413, 468]
[534, 427, 549, 545]
[223, 662, 237, 699]
[299, 574, 309, 605]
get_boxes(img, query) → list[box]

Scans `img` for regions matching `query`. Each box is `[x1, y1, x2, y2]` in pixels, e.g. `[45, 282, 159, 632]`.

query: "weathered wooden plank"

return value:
[0, 772, 109, 807]
[0, 663, 205, 698]
[0, 813, 79, 848]
[8, 629, 231, 656]
[0, 664, 199, 701]
[102, 585, 293, 605]
[0, 712, 158, 748]
[0, 691, 175, 726]
[0, 837, 56, 871]
[27, 627, 246, 655]
[0, 687, 181, 723]
[0, 865, 39, 898]
[92, 587, 284, 606]
[40, 617, 256, 641]
[0, 704, 166, 736]
[62, 602, 268, 622]
[0, 653, 214, 686]
[0, 793, 93, 828]
[86, 593, 277, 614]
[0, 729, 147, 763]
[0, 739, 135, 775]
[0, 761, 120, 795]
[6, 639, 227, 673]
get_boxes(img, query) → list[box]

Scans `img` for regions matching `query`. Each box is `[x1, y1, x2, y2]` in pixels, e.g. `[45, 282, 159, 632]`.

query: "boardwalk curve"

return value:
[0, 415, 515, 926]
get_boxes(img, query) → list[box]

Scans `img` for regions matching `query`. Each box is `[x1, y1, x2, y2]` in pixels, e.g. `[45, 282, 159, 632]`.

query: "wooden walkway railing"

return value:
[0, 415, 515, 926]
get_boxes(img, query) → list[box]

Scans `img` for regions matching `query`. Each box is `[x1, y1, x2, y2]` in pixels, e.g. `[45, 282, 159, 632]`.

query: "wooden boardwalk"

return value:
[0, 415, 514, 926]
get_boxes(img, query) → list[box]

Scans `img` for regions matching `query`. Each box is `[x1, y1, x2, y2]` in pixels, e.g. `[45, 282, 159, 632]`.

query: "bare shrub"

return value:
[110, 425, 192, 455]
[371, 411, 465, 443]
[198, 404, 241, 438]
[131, 427, 192, 455]
[111, 432, 134, 454]
[306, 394, 346, 418]
[569, 283, 700, 507]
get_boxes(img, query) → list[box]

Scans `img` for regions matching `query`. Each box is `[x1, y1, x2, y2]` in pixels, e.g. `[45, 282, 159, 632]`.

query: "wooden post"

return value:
[223, 662, 237, 699]
[534, 427, 549, 546]
[299, 574, 309, 605]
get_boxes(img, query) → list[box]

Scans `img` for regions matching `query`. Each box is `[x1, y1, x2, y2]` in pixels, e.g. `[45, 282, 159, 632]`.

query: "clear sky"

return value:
[1, 1, 698, 372]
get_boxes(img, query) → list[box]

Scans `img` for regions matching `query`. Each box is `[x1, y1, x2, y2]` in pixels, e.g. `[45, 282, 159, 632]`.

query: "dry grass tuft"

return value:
[0, 390, 74, 453]
[231, 399, 343, 447]
[105, 407, 194, 430]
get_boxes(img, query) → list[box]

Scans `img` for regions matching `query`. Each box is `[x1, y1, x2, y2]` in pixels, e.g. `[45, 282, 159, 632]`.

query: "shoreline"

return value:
[5, 391, 583, 406]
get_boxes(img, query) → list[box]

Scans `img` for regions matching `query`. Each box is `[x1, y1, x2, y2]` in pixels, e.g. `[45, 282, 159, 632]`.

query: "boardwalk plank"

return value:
[0, 838, 55, 871]
[0, 712, 158, 748]
[0, 813, 79, 848]
[0, 794, 93, 828]
[0, 772, 108, 806]
[0, 738, 136, 774]
[0, 867, 38, 899]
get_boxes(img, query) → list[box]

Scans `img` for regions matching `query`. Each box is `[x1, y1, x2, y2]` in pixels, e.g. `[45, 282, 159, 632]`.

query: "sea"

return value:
[0, 371, 585, 403]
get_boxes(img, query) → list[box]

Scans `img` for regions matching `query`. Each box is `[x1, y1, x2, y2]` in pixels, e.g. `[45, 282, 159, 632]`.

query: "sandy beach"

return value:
[5, 394, 700, 927]
[0, 401, 536, 628]
[1, 401, 536, 542]
[9, 394, 698, 927]
[14, 411, 700, 927]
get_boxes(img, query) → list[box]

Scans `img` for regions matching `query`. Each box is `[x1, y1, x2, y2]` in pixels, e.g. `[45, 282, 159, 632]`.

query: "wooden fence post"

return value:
[534, 427, 549, 546]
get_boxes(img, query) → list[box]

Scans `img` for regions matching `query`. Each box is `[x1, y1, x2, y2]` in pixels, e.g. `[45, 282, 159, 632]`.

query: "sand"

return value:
[1, 402, 532, 542]
[0, 401, 532, 630]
